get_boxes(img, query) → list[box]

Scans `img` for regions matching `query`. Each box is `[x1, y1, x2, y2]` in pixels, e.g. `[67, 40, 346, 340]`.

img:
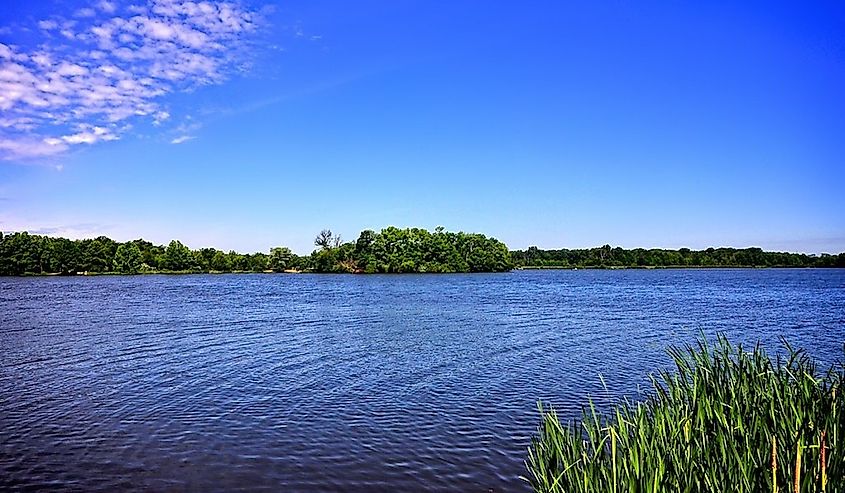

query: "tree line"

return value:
[0, 232, 287, 275]
[3, 230, 842, 276]
[511, 245, 845, 268]
[0, 227, 513, 275]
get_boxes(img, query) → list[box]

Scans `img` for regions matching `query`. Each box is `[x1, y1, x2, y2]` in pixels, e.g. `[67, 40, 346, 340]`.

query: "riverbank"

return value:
[10, 265, 844, 277]
[3, 229, 843, 276]
[516, 264, 830, 270]
[513, 246, 845, 269]
[19, 269, 304, 276]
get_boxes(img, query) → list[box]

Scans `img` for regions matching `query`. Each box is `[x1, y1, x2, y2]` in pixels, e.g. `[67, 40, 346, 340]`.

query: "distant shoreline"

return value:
[2, 229, 843, 276]
[7, 265, 842, 278]
[515, 265, 830, 270]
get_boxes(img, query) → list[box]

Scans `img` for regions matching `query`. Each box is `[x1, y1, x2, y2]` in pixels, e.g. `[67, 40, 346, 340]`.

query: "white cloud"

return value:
[75, 8, 97, 18]
[0, 116, 36, 130]
[38, 20, 59, 30]
[97, 1, 117, 13]
[55, 62, 89, 77]
[0, 0, 260, 161]
[170, 135, 194, 144]
[0, 136, 68, 160]
[31, 53, 52, 66]
[0, 220, 112, 239]
[153, 110, 170, 125]
[59, 125, 120, 145]
[62, 133, 98, 145]
[91, 24, 115, 46]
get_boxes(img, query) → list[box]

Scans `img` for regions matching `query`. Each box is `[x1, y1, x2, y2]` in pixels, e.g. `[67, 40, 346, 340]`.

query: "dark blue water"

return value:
[1, 269, 843, 492]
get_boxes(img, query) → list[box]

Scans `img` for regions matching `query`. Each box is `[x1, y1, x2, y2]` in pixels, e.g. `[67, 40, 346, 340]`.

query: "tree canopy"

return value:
[0, 227, 514, 275]
[511, 245, 845, 268]
[0, 232, 276, 275]
[1, 230, 841, 276]
[308, 226, 514, 273]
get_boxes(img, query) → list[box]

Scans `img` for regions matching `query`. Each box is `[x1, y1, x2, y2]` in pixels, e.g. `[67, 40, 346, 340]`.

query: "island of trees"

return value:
[1, 229, 843, 276]
[0, 227, 513, 275]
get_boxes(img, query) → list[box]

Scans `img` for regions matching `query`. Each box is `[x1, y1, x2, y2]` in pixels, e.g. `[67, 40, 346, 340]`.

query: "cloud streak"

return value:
[0, 0, 260, 161]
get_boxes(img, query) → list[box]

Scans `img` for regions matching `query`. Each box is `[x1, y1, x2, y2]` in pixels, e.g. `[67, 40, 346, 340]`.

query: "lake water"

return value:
[1, 269, 843, 492]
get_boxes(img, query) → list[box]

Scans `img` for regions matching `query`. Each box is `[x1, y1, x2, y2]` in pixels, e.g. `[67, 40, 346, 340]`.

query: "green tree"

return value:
[196, 248, 219, 271]
[309, 227, 512, 273]
[113, 242, 143, 274]
[81, 236, 118, 272]
[210, 251, 231, 271]
[0, 232, 41, 275]
[49, 237, 80, 274]
[162, 240, 196, 271]
[249, 253, 269, 272]
[5, 229, 841, 277]
[269, 247, 293, 272]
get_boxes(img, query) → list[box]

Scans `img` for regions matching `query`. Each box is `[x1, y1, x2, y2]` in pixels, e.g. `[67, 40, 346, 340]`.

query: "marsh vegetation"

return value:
[525, 336, 844, 492]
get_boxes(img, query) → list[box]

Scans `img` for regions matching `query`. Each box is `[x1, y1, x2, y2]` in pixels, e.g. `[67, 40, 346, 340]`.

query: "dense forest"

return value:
[0, 227, 513, 275]
[511, 245, 845, 268]
[3, 230, 843, 276]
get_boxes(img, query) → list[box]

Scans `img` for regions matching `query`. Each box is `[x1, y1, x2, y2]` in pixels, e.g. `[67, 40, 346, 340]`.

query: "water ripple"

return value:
[1, 270, 844, 491]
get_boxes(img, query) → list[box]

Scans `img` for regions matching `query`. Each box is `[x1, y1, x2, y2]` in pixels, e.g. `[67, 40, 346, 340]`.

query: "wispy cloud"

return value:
[167, 117, 201, 143]
[28, 223, 109, 237]
[0, 217, 112, 239]
[0, 0, 261, 161]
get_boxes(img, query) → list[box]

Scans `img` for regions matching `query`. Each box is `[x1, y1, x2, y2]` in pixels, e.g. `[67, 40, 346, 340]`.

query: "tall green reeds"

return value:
[524, 336, 844, 492]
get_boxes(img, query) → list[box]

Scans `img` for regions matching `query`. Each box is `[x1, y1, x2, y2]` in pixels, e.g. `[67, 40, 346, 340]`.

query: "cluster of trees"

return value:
[0, 227, 513, 275]
[6, 230, 841, 276]
[309, 226, 513, 273]
[0, 232, 300, 276]
[511, 245, 845, 268]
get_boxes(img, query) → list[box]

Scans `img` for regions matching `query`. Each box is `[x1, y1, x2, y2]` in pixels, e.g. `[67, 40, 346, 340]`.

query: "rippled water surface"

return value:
[2, 269, 844, 491]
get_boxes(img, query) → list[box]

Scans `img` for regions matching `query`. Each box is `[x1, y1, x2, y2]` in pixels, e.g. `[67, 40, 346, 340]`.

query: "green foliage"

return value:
[113, 242, 143, 274]
[80, 236, 118, 272]
[269, 247, 294, 272]
[11, 230, 839, 275]
[307, 226, 514, 273]
[249, 252, 269, 272]
[210, 250, 231, 271]
[49, 237, 80, 274]
[162, 240, 197, 271]
[0, 232, 43, 275]
[0, 233, 275, 275]
[3, 229, 843, 276]
[524, 336, 845, 492]
[512, 246, 845, 268]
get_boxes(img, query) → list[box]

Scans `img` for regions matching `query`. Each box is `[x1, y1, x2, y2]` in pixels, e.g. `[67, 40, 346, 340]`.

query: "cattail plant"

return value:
[523, 335, 844, 492]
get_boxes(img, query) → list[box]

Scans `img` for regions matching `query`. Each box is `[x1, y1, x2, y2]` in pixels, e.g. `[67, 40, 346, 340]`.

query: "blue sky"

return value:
[1, 1, 843, 255]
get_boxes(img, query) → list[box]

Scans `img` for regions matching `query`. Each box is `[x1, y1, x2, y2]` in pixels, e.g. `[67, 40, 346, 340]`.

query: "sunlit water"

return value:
[1, 269, 843, 492]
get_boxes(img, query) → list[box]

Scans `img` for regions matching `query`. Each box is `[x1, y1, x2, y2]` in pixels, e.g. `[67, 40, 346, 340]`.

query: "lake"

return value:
[1, 269, 843, 492]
